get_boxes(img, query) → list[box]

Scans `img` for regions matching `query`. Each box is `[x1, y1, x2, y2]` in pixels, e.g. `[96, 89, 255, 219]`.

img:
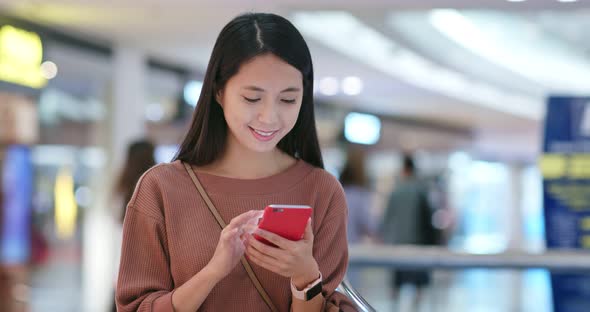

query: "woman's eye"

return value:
[243, 97, 260, 103]
[281, 99, 296, 104]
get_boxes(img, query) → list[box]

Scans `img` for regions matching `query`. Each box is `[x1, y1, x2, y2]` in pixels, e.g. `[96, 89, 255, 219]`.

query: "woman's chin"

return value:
[247, 143, 278, 154]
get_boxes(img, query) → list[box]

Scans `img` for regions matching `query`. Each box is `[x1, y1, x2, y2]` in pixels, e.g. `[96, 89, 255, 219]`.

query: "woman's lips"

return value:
[249, 127, 279, 142]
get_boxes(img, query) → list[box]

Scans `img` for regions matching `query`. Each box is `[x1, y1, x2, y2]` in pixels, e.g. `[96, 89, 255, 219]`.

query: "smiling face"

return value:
[217, 53, 304, 154]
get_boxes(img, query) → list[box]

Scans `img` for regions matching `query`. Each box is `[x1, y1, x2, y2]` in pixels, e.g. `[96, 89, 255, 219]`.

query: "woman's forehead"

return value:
[230, 54, 303, 89]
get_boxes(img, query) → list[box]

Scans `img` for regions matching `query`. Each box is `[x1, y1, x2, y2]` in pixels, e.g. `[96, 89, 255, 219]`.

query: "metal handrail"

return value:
[336, 279, 377, 312]
[348, 244, 590, 271]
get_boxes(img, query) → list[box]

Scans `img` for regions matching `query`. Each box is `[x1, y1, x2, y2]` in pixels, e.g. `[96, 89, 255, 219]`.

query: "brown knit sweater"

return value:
[115, 159, 351, 312]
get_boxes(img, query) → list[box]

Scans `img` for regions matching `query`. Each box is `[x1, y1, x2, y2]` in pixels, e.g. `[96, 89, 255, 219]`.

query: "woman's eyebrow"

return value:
[243, 85, 265, 92]
[242, 86, 301, 93]
[280, 87, 301, 93]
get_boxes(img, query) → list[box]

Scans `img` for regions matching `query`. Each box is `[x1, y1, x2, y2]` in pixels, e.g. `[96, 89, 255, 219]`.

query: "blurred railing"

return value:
[348, 244, 590, 271]
[337, 244, 590, 311]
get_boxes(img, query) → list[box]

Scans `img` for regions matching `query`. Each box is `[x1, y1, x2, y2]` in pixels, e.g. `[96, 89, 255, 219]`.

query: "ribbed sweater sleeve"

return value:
[316, 182, 348, 292]
[116, 168, 175, 312]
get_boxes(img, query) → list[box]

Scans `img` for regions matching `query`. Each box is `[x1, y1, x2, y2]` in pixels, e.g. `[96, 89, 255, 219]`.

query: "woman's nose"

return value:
[257, 101, 278, 124]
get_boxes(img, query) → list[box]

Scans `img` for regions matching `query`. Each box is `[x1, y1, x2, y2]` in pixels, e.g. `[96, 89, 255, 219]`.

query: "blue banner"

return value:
[542, 96, 590, 312]
[1, 145, 33, 264]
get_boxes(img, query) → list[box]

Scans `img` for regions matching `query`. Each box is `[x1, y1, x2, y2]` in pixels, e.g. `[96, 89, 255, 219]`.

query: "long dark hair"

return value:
[116, 140, 156, 222]
[174, 13, 323, 168]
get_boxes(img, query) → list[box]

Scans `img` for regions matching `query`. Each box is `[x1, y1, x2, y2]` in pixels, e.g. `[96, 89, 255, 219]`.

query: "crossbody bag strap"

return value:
[183, 162, 279, 312]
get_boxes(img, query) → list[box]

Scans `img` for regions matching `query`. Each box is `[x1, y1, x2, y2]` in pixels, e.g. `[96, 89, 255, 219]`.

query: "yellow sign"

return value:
[539, 154, 567, 179]
[540, 153, 590, 179]
[54, 167, 78, 240]
[0, 25, 46, 88]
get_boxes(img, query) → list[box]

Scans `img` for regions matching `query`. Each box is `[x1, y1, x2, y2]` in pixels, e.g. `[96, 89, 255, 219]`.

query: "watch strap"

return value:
[291, 272, 323, 301]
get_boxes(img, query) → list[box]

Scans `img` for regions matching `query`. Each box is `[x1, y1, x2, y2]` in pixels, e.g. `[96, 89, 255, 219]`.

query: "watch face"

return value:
[305, 282, 323, 301]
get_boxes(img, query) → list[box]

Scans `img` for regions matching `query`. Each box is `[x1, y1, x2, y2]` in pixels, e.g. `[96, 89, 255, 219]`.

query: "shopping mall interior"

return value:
[1, 0, 590, 311]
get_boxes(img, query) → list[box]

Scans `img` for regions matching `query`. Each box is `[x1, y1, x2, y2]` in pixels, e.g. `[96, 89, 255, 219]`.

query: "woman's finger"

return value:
[253, 229, 295, 250]
[247, 247, 284, 275]
[227, 210, 264, 229]
[223, 228, 240, 242]
[303, 218, 313, 241]
[248, 235, 285, 260]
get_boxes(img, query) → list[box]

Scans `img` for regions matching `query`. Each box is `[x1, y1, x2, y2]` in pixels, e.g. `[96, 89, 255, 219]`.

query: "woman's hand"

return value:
[206, 210, 263, 281]
[245, 219, 320, 289]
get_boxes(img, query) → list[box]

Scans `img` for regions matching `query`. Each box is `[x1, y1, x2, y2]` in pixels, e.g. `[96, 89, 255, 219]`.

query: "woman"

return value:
[339, 147, 375, 289]
[116, 13, 351, 312]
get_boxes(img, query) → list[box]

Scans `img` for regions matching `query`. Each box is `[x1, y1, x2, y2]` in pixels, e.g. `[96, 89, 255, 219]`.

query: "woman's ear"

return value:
[216, 90, 224, 109]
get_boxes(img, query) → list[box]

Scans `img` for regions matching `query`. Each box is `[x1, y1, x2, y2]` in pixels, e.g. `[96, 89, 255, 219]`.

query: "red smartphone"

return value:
[254, 204, 312, 246]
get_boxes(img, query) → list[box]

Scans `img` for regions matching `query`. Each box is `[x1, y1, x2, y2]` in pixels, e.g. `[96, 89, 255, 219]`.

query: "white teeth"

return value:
[253, 129, 275, 136]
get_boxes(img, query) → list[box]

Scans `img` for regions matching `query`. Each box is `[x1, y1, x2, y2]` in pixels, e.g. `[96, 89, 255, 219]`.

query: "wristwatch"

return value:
[290, 272, 323, 301]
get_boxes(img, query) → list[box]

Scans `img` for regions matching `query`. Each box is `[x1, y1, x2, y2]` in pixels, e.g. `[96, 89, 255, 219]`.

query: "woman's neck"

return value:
[199, 137, 296, 179]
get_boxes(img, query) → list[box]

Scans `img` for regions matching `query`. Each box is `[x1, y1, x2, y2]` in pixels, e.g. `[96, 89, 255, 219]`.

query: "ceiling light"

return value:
[40, 61, 58, 79]
[341, 76, 363, 95]
[318, 77, 339, 96]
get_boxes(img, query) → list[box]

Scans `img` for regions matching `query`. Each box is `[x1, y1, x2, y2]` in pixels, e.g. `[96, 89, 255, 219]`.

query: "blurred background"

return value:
[2, 0, 590, 311]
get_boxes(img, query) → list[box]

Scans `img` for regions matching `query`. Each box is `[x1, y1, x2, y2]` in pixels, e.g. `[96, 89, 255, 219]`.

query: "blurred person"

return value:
[111, 139, 156, 312]
[380, 154, 437, 311]
[116, 13, 353, 312]
[339, 146, 375, 289]
[114, 139, 156, 223]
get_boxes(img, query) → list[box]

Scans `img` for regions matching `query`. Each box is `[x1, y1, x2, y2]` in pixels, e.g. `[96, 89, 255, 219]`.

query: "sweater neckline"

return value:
[175, 159, 313, 195]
